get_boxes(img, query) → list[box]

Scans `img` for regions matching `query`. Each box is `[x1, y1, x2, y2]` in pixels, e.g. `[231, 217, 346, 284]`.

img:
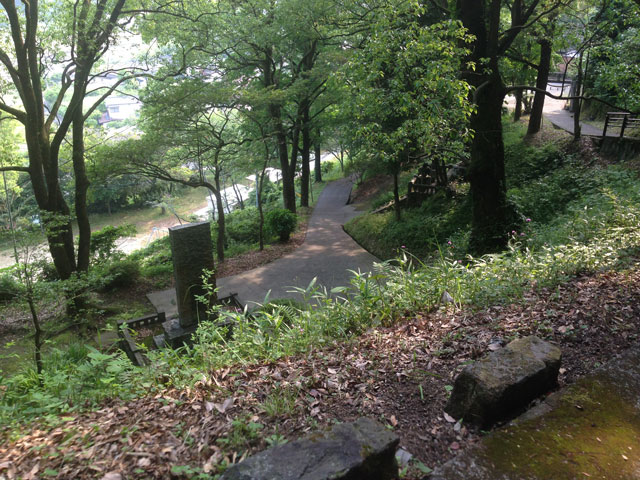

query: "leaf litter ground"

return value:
[2, 264, 640, 479]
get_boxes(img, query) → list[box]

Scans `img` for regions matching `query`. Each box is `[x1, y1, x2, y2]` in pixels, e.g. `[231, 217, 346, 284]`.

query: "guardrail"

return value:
[603, 112, 640, 138]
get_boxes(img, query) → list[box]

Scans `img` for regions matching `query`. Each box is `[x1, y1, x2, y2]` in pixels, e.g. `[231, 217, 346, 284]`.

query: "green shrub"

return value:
[129, 236, 171, 278]
[371, 191, 394, 210]
[226, 207, 261, 244]
[35, 260, 60, 282]
[0, 273, 23, 302]
[346, 190, 471, 260]
[254, 298, 307, 326]
[248, 178, 282, 206]
[265, 208, 297, 242]
[99, 258, 140, 291]
[321, 160, 336, 175]
[90, 224, 137, 264]
[0, 344, 139, 425]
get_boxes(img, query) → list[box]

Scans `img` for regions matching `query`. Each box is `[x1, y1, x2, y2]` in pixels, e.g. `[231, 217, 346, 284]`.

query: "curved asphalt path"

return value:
[543, 98, 611, 137]
[148, 178, 379, 315]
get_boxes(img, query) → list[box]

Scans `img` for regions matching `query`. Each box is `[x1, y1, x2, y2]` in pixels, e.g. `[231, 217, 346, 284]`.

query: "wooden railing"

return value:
[603, 112, 640, 138]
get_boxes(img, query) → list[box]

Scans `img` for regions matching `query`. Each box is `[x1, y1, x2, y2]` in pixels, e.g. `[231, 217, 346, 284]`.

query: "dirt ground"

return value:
[2, 263, 639, 479]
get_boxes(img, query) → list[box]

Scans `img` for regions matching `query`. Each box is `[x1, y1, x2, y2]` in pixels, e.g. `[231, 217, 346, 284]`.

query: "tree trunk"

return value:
[231, 179, 244, 209]
[287, 118, 301, 212]
[258, 166, 267, 251]
[2, 172, 19, 265]
[300, 104, 311, 207]
[458, 0, 511, 254]
[527, 38, 552, 135]
[28, 296, 43, 381]
[514, 88, 523, 121]
[573, 52, 584, 141]
[264, 49, 296, 213]
[213, 167, 225, 262]
[314, 141, 322, 182]
[72, 95, 91, 273]
[393, 170, 401, 221]
[468, 76, 511, 253]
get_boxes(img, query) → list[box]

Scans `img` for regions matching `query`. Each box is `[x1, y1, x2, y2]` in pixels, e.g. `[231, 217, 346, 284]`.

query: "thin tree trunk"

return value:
[231, 178, 244, 209]
[264, 49, 296, 213]
[274, 110, 296, 212]
[28, 296, 43, 382]
[314, 141, 322, 182]
[393, 171, 401, 221]
[72, 98, 91, 273]
[573, 51, 584, 141]
[300, 104, 311, 207]
[527, 38, 552, 135]
[2, 172, 19, 265]
[258, 166, 267, 251]
[514, 88, 523, 121]
[213, 166, 225, 262]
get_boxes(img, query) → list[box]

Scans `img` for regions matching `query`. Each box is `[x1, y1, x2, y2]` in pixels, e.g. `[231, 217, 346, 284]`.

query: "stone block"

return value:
[431, 345, 640, 480]
[169, 222, 215, 328]
[445, 336, 561, 428]
[220, 417, 399, 480]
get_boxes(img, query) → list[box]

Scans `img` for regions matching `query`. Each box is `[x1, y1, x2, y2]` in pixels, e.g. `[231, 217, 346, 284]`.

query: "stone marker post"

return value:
[169, 222, 216, 327]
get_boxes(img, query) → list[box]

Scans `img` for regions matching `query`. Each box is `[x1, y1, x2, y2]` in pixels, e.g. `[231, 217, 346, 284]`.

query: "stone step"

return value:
[445, 336, 561, 428]
[431, 344, 640, 480]
[220, 417, 399, 480]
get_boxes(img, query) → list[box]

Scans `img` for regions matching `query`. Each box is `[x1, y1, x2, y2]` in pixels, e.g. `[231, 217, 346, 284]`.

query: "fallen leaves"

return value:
[212, 397, 235, 414]
[2, 266, 640, 479]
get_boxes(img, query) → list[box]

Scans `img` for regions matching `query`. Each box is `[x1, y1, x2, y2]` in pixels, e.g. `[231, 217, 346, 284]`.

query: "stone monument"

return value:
[158, 221, 216, 348]
[170, 221, 216, 327]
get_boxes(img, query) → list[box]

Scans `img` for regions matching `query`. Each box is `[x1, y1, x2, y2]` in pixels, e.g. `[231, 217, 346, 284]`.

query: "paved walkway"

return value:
[147, 178, 379, 315]
[543, 98, 614, 137]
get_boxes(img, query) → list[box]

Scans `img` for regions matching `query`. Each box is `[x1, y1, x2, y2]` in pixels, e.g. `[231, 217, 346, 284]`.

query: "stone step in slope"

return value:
[432, 344, 640, 480]
[220, 417, 399, 480]
[445, 336, 562, 428]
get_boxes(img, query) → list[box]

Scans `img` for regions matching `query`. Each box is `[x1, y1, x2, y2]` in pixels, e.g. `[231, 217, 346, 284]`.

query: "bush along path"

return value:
[2, 262, 640, 479]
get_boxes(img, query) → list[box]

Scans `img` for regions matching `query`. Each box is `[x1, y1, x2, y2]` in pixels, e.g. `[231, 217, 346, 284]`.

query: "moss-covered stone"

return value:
[432, 346, 640, 480]
[445, 336, 561, 428]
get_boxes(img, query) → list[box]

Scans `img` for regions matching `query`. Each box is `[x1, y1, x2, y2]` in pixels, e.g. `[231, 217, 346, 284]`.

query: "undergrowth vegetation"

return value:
[2, 124, 640, 431]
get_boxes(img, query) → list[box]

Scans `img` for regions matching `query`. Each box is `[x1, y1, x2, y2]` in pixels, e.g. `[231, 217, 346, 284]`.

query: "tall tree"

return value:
[456, 0, 566, 253]
[0, 0, 141, 279]
[346, 3, 472, 220]
[527, 20, 557, 134]
[115, 79, 244, 262]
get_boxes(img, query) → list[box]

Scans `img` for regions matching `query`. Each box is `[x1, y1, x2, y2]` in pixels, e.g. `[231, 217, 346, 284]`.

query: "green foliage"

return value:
[261, 386, 298, 417]
[0, 271, 23, 302]
[129, 237, 173, 278]
[346, 190, 471, 260]
[97, 259, 141, 291]
[247, 179, 282, 207]
[265, 209, 297, 242]
[5, 155, 640, 428]
[90, 224, 137, 264]
[226, 207, 261, 244]
[0, 345, 140, 426]
[587, 8, 640, 114]
[343, 6, 473, 175]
